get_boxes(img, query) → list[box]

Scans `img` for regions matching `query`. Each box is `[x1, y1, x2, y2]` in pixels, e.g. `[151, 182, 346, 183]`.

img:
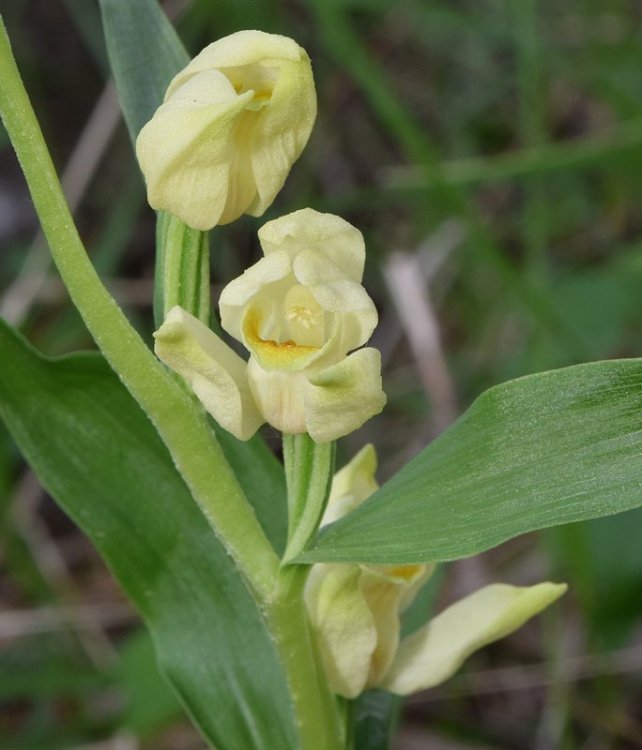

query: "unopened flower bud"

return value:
[136, 31, 316, 230]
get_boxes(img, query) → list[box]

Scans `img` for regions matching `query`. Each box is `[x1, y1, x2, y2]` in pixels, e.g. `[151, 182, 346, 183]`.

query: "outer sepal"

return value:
[154, 306, 263, 440]
[381, 581, 567, 695]
[306, 348, 386, 443]
[136, 72, 252, 231]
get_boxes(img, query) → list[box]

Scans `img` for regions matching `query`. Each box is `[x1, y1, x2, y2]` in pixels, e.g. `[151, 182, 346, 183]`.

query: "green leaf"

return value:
[215, 424, 288, 555]
[0, 320, 298, 750]
[300, 359, 642, 564]
[118, 630, 182, 735]
[0, 16, 279, 598]
[352, 690, 400, 750]
[99, 0, 189, 141]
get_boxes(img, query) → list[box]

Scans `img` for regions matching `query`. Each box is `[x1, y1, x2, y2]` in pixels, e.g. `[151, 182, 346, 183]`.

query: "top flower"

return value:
[135, 31, 316, 230]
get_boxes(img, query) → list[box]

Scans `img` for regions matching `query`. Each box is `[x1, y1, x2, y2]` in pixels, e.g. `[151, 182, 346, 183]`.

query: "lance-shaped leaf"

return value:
[99, 0, 188, 141]
[0, 320, 298, 750]
[299, 359, 642, 564]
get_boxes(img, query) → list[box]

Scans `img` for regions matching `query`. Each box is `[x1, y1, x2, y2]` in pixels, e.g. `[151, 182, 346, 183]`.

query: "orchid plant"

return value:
[2, 3, 642, 749]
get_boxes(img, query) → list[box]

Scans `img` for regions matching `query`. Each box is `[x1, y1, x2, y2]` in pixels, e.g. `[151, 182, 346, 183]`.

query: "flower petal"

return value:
[243, 307, 320, 372]
[153, 306, 263, 440]
[135, 70, 252, 230]
[219, 250, 293, 341]
[246, 358, 308, 434]
[291, 250, 378, 356]
[304, 563, 377, 699]
[166, 32, 316, 221]
[325, 443, 379, 520]
[258, 209, 366, 281]
[305, 348, 386, 442]
[308, 288, 378, 357]
[381, 582, 567, 695]
[358, 564, 431, 687]
[246, 57, 316, 216]
[138, 32, 316, 229]
[166, 31, 306, 96]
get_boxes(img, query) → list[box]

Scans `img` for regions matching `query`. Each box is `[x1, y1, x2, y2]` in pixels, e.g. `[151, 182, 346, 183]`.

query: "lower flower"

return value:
[304, 445, 567, 698]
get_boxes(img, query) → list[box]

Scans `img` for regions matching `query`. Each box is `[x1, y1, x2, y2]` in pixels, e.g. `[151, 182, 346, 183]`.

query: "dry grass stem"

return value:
[385, 247, 459, 434]
[10, 469, 122, 668]
[0, 82, 121, 325]
[409, 641, 642, 702]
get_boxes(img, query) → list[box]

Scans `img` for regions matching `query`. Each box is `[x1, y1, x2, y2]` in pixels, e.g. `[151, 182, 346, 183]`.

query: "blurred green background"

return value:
[2, 0, 642, 747]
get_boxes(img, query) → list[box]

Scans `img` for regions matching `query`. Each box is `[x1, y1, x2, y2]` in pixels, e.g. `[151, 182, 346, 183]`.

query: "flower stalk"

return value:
[154, 210, 210, 326]
[283, 433, 335, 562]
[269, 566, 344, 750]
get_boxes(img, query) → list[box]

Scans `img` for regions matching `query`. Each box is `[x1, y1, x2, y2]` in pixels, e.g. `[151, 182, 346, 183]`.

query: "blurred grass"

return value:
[2, 0, 642, 747]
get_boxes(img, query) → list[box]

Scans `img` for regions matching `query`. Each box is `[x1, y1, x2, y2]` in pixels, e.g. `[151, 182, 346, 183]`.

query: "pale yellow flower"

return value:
[305, 445, 567, 698]
[136, 30, 316, 230]
[154, 209, 386, 442]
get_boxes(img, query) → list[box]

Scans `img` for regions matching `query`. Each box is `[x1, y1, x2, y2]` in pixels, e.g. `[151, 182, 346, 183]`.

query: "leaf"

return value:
[118, 630, 182, 735]
[352, 690, 400, 750]
[0, 320, 298, 750]
[99, 0, 189, 141]
[299, 359, 642, 564]
[551, 510, 642, 645]
[215, 424, 288, 555]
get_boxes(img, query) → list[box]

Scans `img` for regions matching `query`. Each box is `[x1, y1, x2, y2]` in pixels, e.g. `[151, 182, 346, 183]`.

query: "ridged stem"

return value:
[283, 433, 335, 562]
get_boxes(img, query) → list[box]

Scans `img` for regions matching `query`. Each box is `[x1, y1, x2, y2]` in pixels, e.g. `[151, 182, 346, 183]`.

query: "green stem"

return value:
[339, 698, 356, 750]
[0, 16, 278, 600]
[268, 566, 344, 749]
[513, 0, 549, 283]
[390, 117, 642, 188]
[154, 210, 210, 327]
[282, 433, 335, 563]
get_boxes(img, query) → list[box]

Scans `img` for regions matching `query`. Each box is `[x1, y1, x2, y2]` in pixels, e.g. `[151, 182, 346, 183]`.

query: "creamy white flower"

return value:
[136, 30, 316, 230]
[154, 209, 386, 442]
[304, 445, 567, 698]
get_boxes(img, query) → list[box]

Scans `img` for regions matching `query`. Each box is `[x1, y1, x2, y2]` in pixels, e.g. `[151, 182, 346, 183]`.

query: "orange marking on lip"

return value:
[243, 309, 318, 369]
[385, 565, 424, 581]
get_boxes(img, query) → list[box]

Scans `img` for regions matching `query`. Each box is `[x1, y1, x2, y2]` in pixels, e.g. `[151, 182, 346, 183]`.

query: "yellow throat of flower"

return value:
[243, 308, 320, 371]
[223, 62, 278, 111]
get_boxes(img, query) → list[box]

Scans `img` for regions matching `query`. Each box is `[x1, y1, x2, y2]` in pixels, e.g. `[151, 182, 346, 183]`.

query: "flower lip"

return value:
[242, 307, 320, 371]
[221, 62, 280, 109]
[374, 564, 427, 584]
